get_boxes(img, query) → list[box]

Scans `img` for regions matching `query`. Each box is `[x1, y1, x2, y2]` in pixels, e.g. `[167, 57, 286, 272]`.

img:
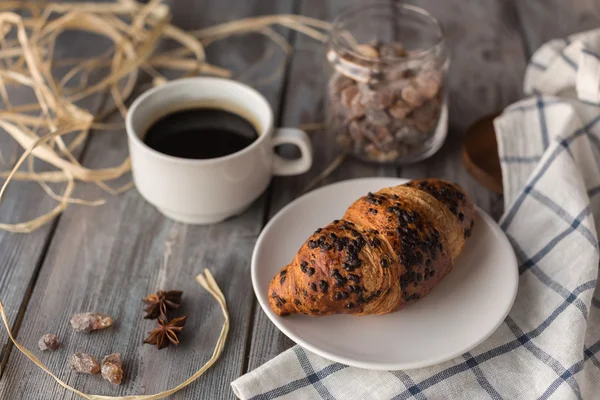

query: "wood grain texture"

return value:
[0, 0, 293, 398]
[0, 28, 112, 375]
[514, 0, 600, 55]
[1, 0, 596, 398]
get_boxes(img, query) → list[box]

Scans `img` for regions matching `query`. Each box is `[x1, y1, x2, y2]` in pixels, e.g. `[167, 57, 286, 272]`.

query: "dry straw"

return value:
[0, 269, 230, 400]
[0, 0, 330, 233]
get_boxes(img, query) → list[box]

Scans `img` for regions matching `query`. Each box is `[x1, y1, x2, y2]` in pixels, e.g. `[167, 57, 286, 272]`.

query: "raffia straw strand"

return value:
[26, 154, 106, 206]
[298, 122, 326, 132]
[95, 179, 135, 196]
[0, 269, 229, 399]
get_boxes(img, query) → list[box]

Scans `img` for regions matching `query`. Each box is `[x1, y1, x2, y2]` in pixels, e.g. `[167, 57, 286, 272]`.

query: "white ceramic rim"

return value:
[125, 77, 274, 165]
[251, 177, 519, 370]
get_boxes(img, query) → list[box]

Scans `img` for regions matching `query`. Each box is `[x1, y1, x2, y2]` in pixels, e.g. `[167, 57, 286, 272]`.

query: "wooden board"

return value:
[0, 26, 113, 375]
[515, 0, 600, 55]
[1, 0, 598, 398]
[244, 0, 528, 371]
[0, 0, 293, 398]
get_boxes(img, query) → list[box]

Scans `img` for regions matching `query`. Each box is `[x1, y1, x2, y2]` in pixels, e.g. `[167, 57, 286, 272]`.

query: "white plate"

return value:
[252, 178, 518, 370]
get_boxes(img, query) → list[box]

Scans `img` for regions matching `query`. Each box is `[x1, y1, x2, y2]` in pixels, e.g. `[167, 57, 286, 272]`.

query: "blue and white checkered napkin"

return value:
[231, 29, 600, 399]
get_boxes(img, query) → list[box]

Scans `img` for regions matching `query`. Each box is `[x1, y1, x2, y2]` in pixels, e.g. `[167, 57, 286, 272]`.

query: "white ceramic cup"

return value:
[126, 77, 313, 224]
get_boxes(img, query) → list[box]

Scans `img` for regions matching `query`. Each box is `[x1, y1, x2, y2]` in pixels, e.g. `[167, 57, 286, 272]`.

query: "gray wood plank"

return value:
[245, 0, 527, 371]
[515, 0, 600, 55]
[0, 1, 294, 399]
[0, 26, 113, 374]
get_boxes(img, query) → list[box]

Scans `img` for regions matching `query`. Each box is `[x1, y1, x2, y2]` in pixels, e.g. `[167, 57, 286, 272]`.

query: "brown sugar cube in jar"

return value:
[340, 85, 360, 110]
[326, 3, 448, 164]
[414, 71, 442, 99]
[358, 83, 394, 110]
[388, 101, 412, 120]
[400, 84, 425, 108]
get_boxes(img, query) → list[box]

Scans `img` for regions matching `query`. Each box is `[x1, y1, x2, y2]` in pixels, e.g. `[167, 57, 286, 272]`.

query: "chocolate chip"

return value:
[319, 280, 329, 293]
[310, 283, 317, 292]
[315, 228, 322, 234]
[425, 259, 431, 267]
[458, 212, 464, 221]
[381, 258, 389, 268]
[294, 299, 301, 306]
[341, 292, 349, 299]
[334, 292, 343, 300]
[308, 240, 317, 249]
[348, 274, 360, 282]
[280, 275, 286, 285]
[333, 220, 340, 223]
[307, 268, 315, 276]
[346, 302, 355, 309]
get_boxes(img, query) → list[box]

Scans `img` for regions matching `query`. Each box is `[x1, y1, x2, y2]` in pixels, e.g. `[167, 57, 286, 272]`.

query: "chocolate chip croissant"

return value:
[268, 179, 475, 317]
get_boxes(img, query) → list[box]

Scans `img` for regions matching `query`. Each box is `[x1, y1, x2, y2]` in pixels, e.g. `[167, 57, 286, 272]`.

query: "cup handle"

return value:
[271, 128, 313, 176]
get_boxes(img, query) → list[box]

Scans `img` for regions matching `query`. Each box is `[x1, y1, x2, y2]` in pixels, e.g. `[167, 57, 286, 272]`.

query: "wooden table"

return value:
[0, 0, 598, 399]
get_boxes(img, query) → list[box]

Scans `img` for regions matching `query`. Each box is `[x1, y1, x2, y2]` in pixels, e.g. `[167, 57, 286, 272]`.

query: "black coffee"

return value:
[143, 107, 259, 159]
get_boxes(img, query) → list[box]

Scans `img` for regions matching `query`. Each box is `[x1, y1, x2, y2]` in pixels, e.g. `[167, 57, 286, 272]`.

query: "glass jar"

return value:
[326, 2, 449, 164]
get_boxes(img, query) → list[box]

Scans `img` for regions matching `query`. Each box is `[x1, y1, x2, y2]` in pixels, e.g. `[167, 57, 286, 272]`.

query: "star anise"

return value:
[143, 316, 187, 350]
[142, 290, 183, 320]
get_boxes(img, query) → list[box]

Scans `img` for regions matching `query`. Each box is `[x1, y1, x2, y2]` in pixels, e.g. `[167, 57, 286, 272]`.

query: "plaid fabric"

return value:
[231, 30, 600, 400]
